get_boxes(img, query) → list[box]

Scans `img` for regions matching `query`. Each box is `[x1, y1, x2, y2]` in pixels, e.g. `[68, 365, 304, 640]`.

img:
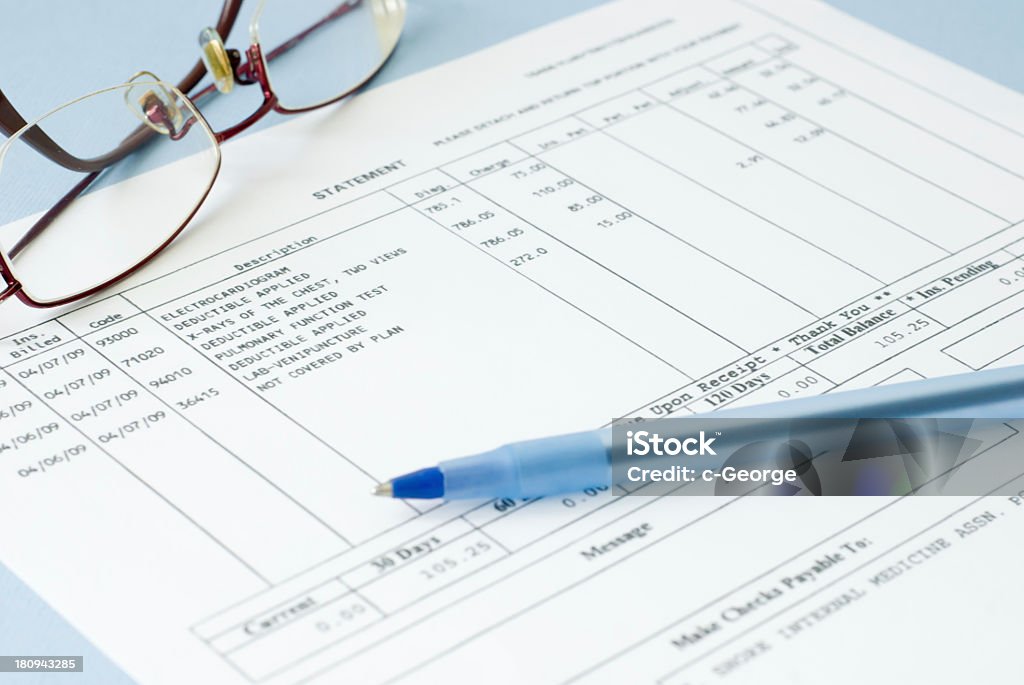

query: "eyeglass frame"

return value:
[0, 0, 405, 308]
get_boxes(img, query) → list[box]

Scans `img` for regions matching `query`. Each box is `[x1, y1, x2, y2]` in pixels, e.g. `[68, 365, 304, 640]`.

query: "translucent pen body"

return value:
[384, 364, 1024, 499]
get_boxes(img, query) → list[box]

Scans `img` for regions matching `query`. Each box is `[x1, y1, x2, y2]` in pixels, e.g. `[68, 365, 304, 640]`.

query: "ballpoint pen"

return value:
[374, 364, 1024, 500]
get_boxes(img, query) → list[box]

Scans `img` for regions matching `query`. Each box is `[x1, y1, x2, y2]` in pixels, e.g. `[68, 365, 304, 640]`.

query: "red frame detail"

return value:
[1, 0, 403, 309]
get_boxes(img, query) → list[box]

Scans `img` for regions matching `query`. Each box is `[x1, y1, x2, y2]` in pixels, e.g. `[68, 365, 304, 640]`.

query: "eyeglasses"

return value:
[0, 0, 406, 308]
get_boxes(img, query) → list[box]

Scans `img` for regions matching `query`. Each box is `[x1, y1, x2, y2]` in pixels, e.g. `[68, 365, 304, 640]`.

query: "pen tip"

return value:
[373, 481, 394, 497]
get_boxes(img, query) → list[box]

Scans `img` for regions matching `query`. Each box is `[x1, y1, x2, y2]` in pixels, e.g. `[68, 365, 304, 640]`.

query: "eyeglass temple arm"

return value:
[0, 94, 155, 173]
[5, 93, 210, 258]
[0, 167, 98, 302]
[7, 171, 100, 259]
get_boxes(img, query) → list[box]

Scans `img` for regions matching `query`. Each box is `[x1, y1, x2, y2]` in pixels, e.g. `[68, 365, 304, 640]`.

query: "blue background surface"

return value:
[0, 1, 1021, 683]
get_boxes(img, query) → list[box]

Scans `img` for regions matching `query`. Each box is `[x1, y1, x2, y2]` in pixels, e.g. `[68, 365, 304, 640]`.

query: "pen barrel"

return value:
[439, 430, 609, 499]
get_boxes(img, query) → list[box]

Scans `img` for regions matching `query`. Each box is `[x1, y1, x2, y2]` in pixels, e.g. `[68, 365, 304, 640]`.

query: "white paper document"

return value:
[2, 0, 1024, 682]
